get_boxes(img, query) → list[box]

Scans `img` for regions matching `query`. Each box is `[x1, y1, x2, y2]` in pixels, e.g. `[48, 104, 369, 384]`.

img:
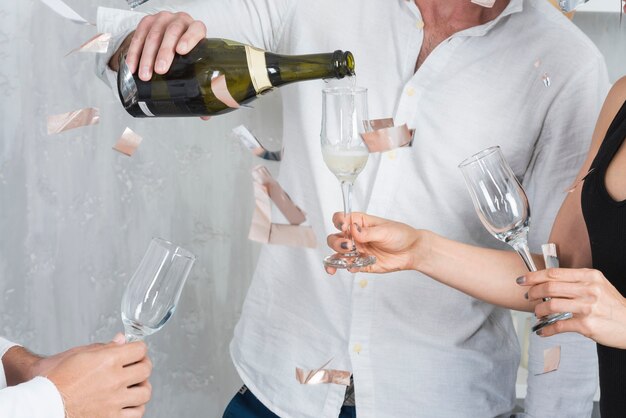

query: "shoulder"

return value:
[601, 77, 626, 120]
[519, 0, 603, 62]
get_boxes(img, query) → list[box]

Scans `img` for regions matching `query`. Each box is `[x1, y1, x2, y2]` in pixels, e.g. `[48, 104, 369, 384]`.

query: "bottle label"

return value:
[245, 45, 273, 95]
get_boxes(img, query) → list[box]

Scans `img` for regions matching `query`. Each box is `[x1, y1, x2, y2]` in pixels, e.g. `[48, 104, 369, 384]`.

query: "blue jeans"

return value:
[223, 386, 357, 418]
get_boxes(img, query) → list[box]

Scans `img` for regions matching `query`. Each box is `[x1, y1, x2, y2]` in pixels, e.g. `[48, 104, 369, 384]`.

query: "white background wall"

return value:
[0, 1, 623, 417]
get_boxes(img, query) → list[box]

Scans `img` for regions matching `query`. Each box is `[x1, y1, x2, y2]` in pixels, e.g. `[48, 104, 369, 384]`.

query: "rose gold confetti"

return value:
[232, 125, 281, 161]
[252, 165, 306, 225]
[248, 181, 272, 243]
[471, 0, 496, 7]
[368, 118, 394, 131]
[296, 359, 351, 386]
[534, 59, 541, 68]
[47, 107, 99, 135]
[564, 168, 595, 193]
[361, 124, 412, 153]
[112, 128, 143, 156]
[536, 346, 561, 375]
[269, 224, 317, 248]
[211, 74, 240, 109]
[248, 168, 317, 248]
[65, 33, 111, 56]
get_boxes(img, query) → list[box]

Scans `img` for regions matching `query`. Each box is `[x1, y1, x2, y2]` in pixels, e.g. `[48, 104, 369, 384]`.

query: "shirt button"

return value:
[415, 20, 424, 30]
[353, 344, 362, 354]
[359, 279, 368, 288]
[406, 87, 415, 97]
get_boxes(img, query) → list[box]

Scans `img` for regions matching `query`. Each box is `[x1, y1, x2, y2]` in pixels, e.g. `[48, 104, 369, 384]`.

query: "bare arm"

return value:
[550, 76, 626, 268]
[326, 212, 540, 311]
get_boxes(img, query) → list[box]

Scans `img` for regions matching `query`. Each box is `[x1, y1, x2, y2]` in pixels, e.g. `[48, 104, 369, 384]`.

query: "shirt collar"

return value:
[401, 0, 524, 37]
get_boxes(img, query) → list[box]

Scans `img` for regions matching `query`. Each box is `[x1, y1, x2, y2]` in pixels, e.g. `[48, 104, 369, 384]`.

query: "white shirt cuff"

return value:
[0, 376, 65, 418]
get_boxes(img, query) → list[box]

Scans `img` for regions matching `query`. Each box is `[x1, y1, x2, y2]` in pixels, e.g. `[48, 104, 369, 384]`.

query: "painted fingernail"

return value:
[516, 276, 526, 285]
[536, 329, 543, 336]
[353, 223, 362, 233]
[341, 242, 349, 250]
[337, 222, 344, 231]
[524, 292, 528, 300]
[155, 59, 167, 73]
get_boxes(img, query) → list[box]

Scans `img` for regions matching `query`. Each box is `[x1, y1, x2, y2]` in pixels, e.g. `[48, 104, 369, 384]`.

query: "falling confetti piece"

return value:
[534, 59, 541, 68]
[232, 125, 282, 161]
[536, 346, 561, 375]
[127, 0, 151, 8]
[542, 73, 551, 88]
[47, 107, 99, 135]
[113, 127, 143, 156]
[361, 120, 412, 153]
[564, 168, 595, 193]
[248, 168, 317, 248]
[296, 359, 351, 386]
[252, 166, 306, 225]
[65, 33, 111, 56]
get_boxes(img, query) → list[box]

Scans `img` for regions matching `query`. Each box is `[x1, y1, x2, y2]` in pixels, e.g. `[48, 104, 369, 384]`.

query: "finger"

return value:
[137, 15, 174, 81]
[121, 405, 146, 418]
[123, 359, 153, 387]
[154, 21, 188, 74]
[126, 15, 155, 74]
[519, 268, 595, 287]
[327, 233, 353, 254]
[325, 265, 337, 275]
[112, 333, 126, 345]
[527, 281, 584, 302]
[200, 116, 211, 121]
[122, 380, 152, 408]
[176, 20, 207, 55]
[351, 222, 390, 245]
[332, 212, 348, 231]
[115, 341, 149, 366]
[535, 317, 580, 337]
[534, 298, 577, 319]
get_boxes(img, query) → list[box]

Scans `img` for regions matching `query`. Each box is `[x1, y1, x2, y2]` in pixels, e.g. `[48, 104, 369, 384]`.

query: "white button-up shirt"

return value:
[98, 1, 609, 417]
[0, 337, 64, 418]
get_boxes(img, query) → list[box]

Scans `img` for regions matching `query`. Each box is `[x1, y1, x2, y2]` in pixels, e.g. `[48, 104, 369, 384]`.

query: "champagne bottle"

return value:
[118, 38, 355, 118]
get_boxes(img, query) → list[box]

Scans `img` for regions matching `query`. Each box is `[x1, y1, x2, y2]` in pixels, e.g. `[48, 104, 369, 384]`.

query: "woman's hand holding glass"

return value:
[325, 212, 424, 275]
[519, 268, 626, 348]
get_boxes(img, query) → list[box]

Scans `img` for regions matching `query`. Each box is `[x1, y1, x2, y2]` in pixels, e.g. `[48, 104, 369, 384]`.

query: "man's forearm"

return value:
[2, 346, 40, 386]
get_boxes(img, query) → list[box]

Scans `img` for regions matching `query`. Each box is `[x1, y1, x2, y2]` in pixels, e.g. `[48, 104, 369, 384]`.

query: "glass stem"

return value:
[511, 239, 537, 272]
[341, 181, 357, 256]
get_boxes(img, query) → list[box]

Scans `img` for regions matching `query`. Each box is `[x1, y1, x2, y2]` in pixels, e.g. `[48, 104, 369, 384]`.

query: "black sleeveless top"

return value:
[581, 99, 626, 417]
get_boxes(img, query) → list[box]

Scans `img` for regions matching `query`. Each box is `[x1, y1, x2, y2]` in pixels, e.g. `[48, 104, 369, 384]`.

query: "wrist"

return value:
[2, 346, 42, 385]
[411, 229, 433, 273]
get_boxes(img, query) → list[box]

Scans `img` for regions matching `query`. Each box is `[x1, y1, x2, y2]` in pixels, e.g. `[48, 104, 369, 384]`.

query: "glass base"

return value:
[531, 311, 573, 333]
[324, 253, 376, 270]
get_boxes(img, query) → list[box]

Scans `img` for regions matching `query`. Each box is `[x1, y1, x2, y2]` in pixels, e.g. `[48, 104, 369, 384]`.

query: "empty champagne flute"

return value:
[321, 86, 375, 269]
[121, 238, 196, 342]
[458, 146, 572, 332]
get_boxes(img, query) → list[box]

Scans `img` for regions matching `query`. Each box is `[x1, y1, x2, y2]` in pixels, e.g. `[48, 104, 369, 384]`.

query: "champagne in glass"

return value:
[458, 146, 572, 332]
[321, 87, 375, 269]
[121, 238, 196, 342]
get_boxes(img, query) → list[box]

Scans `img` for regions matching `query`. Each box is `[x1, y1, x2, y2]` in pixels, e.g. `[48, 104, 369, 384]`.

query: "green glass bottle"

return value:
[118, 38, 355, 118]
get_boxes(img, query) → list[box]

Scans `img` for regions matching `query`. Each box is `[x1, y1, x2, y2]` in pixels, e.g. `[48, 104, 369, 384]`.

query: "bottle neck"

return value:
[265, 50, 355, 87]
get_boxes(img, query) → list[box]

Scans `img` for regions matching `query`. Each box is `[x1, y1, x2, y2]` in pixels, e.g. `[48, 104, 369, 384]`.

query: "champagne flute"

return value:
[321, 86, 376, 269]
[121, 238, 196, 342]
[458, 146, 572, 332]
